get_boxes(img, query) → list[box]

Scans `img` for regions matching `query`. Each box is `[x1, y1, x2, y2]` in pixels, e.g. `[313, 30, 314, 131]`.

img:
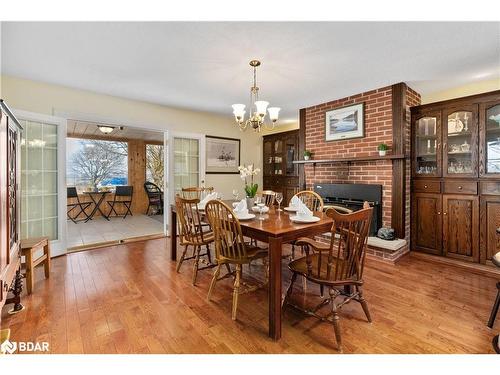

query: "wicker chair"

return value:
[283, 202, 373, 352]
[204, 200, 268, 320]
[175, 195, 215, 285]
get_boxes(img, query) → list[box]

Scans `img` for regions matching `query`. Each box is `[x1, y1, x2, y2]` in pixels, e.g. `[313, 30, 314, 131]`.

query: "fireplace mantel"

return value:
[293, 154, 405, 166]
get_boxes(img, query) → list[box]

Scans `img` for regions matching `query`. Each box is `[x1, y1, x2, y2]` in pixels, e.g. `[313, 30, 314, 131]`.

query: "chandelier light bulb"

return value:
[268, 107, 281, 122]
[254, 101, 269, 117]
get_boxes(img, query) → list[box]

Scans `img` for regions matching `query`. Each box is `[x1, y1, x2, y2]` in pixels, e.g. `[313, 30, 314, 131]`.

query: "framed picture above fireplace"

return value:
[325, 102, 365, 141]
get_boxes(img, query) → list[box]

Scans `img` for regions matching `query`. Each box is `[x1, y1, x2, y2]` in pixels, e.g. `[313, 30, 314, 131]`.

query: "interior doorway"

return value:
[65, 119, 166, 250]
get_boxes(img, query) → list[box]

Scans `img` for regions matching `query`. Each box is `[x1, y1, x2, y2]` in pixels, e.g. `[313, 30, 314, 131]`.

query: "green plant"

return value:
[377, 143, 389, 151]
[304, 150, 313, 157]
[238, 164, 260, 198]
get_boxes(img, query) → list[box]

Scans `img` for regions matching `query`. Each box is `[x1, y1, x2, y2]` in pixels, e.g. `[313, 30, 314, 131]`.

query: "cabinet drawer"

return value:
[443, 181, 477, 195]
[480, 181, 500, 195]
[414, 180, 441, 193]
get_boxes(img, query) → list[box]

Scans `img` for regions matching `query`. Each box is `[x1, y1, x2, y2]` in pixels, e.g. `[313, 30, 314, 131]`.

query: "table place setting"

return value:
[197, 192, 219, 210]
[231, 198, 256, 220]
[284, 195, 300, 212]
[289, 199, 320, 223]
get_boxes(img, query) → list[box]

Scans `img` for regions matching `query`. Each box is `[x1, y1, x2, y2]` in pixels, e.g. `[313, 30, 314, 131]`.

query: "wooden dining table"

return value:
[170, 202, 334, 341]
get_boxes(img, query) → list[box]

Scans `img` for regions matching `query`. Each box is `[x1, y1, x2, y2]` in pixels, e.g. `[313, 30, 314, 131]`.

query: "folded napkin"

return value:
[198, 192, 217, 209]
[296, 199, 313, 218]
[233, 199, 248, 217]
[290, 195, 301, 208]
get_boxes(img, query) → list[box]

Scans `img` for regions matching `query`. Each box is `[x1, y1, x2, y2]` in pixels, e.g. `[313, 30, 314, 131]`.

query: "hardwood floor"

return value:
[1, 238, 498, 354]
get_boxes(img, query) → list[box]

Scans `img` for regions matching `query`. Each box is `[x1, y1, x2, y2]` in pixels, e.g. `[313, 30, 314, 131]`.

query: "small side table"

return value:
[20, 237, 51, 295]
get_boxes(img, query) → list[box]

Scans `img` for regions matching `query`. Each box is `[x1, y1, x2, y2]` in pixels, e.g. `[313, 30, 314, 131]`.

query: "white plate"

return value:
[284, 206, 298, 212]
[290, 215, 320, 223]
[236, 213, 256, 220]
[251, 206, 269, 213]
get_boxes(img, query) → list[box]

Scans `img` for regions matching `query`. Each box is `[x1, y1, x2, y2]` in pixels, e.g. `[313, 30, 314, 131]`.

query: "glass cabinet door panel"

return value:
[263, 140, 273, 176]
[485, 104, 500, 174]
[273, 139, 283, 176]
[445, 111, 474, 175]
[415, 116, 439, 175]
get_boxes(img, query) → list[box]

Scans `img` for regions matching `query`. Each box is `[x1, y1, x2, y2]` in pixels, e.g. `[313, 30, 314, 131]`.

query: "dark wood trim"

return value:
[391, 83, 407, 239]
[293, 154, 405, 165]
[299, 108, 306, 190]
[416, 90, 500, 111]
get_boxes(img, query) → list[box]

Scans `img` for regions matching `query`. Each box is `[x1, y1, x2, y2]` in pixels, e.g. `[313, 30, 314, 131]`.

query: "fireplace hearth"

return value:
[314, 183, 382, 236]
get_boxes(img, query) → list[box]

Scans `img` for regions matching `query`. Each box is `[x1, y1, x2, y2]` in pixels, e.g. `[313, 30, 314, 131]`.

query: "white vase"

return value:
[378, 150, 387, 156]
[246, 197, 255, 208]
[304, 155, 310, 161]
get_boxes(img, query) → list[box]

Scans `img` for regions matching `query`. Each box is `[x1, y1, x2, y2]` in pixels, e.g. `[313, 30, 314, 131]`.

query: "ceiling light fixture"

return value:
[98, 125, 115, 134]
[232, 60, 280, 132]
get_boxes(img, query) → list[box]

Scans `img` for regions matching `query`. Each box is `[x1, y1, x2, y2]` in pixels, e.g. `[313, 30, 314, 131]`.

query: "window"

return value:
[66, 138, 128, 190]
[146, 143, 164, 188]
[173, 137, 199, 195]
[20, 120, 58, 240]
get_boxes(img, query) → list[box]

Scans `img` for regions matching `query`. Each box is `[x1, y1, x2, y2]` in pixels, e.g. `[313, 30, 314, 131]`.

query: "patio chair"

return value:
[144, 181, 163, 215]
[107, 185, 134, 219]
[67, 187, 91, 223]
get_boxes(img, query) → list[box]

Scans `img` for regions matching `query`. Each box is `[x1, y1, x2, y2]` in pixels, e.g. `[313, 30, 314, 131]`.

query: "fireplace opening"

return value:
[314, 183, 383, 236]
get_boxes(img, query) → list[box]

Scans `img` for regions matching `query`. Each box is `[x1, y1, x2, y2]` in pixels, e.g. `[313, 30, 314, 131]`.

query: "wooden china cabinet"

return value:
[411, 90, 500, 265]
[262, 130, 302, 205]
[0, 100, 23, 327]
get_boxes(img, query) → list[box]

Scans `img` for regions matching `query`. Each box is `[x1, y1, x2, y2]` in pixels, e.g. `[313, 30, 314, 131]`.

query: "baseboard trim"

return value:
[411, 251, 500, 279]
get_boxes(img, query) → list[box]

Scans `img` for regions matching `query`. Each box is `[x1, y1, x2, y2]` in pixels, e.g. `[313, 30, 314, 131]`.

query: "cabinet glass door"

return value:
[484, 104, 500, 174]
[273, 139, 283, 176]
[284, 136, 297, 176]
[443, 107, 477, 177]
[263, 139, 273, 176]
[414, 114, 440, 176]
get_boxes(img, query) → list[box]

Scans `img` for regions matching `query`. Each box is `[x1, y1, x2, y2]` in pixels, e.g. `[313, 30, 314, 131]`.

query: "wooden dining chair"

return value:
[290, 190, 325, 260]
[175, 195, 216, 285]
[181, 186, 214, 200]
[258, 190, 276, 206]
[204, 200, 268, 320]
[293, 190, 324, 211]
[283, 202, 373, 352]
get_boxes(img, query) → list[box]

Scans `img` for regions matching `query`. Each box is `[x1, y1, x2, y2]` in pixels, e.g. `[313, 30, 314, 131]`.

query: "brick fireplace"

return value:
[298, 83, 421, 262]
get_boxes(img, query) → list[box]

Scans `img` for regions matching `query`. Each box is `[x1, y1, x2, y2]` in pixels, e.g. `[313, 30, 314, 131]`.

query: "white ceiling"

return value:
[67, 119, 164, 142]
[1, 22, 499, 120]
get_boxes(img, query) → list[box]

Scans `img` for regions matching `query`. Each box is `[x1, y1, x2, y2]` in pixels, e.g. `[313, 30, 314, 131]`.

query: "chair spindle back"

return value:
[175, 195, 207, 245]
[293, 190, 324, 212]
[204, 200, 250, 263]
[181, 186, 214, 200]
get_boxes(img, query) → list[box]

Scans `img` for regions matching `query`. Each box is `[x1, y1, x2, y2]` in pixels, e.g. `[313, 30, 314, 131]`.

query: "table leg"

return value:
[95, 194, 110, 220]
[170, 209, 177, 261]
[84, 194, 99, 222]
[268, 236, 282, 340]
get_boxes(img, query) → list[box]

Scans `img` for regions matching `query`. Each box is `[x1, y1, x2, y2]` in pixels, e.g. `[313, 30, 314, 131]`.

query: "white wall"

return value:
[1, 75, 264, 198]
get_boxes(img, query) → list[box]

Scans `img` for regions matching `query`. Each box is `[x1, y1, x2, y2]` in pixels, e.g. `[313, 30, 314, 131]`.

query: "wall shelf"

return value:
[293, 154, 406, 165]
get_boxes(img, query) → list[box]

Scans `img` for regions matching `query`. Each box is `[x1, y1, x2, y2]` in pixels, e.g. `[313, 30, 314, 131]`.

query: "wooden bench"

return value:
[20, 237, 51, 295]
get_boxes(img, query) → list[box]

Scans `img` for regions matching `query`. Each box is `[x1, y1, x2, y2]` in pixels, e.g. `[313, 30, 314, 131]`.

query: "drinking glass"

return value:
[232, 189, 239, 201]
[275, 192, 283, 211]
[255, 197, 265, 221]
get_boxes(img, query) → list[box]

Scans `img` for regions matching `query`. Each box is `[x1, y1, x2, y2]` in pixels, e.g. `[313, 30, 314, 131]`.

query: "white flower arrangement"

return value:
[238, 164, 260, 198]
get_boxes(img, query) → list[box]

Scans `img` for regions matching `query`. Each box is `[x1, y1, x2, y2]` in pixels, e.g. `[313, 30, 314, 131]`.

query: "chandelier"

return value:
[232, 60, 280, 132]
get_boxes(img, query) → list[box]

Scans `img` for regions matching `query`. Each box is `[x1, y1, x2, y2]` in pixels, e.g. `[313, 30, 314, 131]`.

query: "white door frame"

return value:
[55, 110, 170, 238]
[166, 131, 206, 236]
[13, 109, 68, 257]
